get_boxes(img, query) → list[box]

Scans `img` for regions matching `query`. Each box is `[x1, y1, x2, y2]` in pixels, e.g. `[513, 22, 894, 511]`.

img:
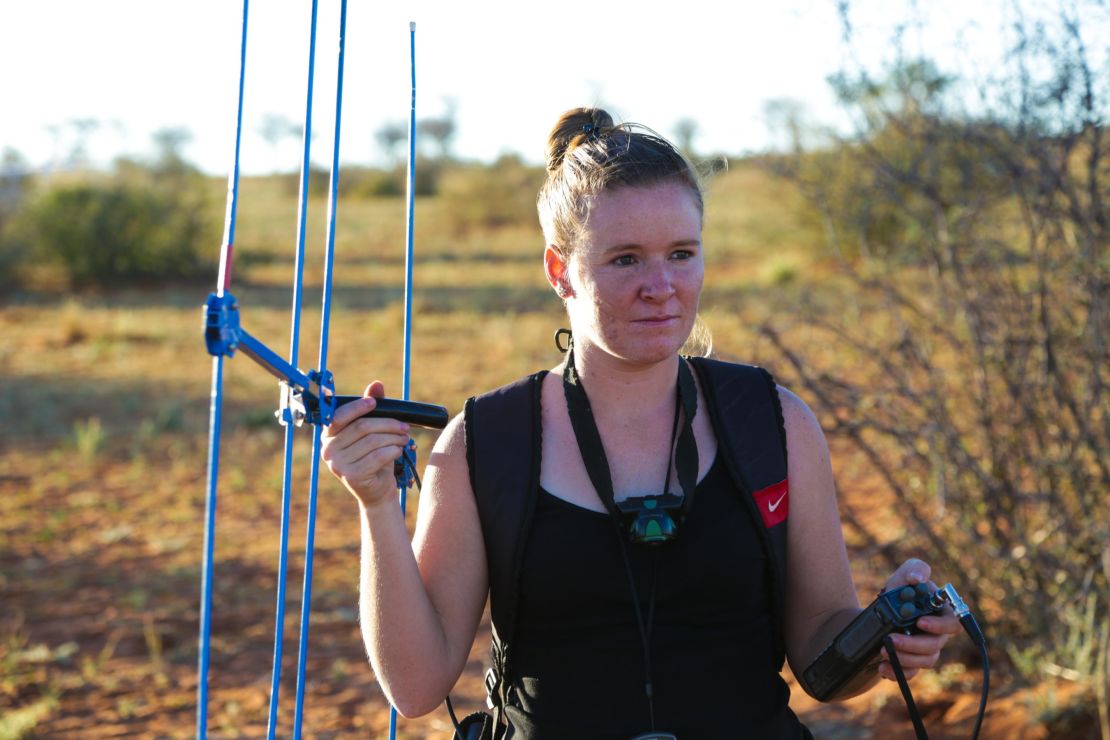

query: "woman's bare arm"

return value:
[777, 387, 958, 700]
[777, 387, 868, 696]
[323, 384, 487, 717]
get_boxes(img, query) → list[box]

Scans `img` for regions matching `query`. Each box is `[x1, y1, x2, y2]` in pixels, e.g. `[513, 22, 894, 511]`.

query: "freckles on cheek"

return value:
[585, 300, 621, 343]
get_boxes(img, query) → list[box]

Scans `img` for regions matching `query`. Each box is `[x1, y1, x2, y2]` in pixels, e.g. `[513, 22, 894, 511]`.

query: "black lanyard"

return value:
[561, 346, 699, 525]
[560, 342, 698, 734]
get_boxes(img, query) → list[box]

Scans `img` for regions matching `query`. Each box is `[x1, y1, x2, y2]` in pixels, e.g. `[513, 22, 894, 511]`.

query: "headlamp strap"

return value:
[561, 348, 699, 531]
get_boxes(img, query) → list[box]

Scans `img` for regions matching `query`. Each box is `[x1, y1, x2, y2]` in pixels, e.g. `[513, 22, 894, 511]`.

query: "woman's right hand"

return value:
[321, 381, 412, 510]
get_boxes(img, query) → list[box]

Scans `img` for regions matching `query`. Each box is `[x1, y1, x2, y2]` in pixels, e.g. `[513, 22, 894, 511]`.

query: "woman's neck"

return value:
[568, 341, 680, 417]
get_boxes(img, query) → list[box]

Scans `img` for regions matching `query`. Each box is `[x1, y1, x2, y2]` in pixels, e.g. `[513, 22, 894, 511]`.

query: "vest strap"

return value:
[465, 358, 790, 726]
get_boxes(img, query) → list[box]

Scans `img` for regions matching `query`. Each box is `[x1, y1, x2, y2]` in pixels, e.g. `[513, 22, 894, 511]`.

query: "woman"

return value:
[321, 108, 960, 738]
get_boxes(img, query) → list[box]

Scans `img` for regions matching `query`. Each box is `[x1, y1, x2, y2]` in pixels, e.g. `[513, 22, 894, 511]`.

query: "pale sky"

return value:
[0, 0, 1070, 175]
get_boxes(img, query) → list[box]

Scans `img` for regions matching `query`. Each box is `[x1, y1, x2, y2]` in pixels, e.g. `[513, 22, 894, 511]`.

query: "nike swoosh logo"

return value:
[768, 491, 787, 512]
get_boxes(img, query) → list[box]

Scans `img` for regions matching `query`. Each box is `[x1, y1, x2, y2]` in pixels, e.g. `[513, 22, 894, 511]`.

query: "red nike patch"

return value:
[753, 478, 788, 528]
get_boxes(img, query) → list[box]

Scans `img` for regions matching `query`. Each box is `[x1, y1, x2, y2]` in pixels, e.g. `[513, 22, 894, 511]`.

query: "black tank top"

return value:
[508, 456, 810, 739]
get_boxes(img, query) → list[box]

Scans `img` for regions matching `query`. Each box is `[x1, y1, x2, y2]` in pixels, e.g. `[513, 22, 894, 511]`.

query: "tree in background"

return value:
[151, 127, 196, 177]
[41, 117, 102, 172]
[763, 1, 1108, 732]
[673, 117, 699, 158]
[417, 98, 458, 161]
[258, 113, 305, 172]
[762, 98, 813, 154]
[375, 119, 407, 165]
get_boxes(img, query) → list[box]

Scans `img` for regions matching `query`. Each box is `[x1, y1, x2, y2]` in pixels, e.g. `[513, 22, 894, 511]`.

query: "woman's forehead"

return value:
[581, 182, 703, 248]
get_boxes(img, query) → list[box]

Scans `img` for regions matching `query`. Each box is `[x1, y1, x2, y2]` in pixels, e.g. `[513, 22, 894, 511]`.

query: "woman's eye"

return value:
[613, 255, 636, 266]
[671, 249, 694, 260]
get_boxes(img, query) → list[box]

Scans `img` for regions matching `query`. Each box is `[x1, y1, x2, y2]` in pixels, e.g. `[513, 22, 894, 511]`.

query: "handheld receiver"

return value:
[803, 582, 958, 701]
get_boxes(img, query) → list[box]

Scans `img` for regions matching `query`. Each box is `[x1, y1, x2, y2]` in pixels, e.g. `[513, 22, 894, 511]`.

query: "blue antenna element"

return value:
[200, 7, 446, 737]
[390, 21, 417, 740]
[403, 21, 417, 405]
[268, 1, 320, 736]
[198, 358, 224, 740]
[293, 0, 348, 736]
[216, 1, 250, 298]
[198, 0, 249, 737]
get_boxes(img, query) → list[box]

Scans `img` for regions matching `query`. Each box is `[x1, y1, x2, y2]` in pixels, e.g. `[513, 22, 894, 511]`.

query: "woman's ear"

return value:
[544, 245, 574, 298]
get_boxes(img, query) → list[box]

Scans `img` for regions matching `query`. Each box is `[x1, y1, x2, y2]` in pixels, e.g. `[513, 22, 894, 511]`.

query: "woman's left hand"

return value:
[877, 558, 962, 681]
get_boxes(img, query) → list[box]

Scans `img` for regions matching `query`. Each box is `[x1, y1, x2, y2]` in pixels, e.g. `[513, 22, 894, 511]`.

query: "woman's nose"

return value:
[640, 264, 675, 301]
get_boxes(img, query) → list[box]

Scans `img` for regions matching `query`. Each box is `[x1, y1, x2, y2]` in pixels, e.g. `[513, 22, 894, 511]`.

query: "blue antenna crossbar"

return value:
[204, 295, 448, 428]
[198, 0, 249, 736]
[267, 1, 320, 736]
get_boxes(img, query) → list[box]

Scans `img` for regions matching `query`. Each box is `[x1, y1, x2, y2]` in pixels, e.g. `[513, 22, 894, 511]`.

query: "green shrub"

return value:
[343, 167, 404, 198]
[282, 162, 441, 200]
[0, 152, 32, 287]
[0, 223, 26, 287]
[14, 174, 217, 287]
[281, 164, 331, 199]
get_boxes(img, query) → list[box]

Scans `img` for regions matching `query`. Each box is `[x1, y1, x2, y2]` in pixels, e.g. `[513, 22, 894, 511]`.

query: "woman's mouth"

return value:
[634, 315, 678, 325]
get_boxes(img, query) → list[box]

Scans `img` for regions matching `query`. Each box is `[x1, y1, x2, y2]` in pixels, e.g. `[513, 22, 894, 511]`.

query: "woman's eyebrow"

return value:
[600, 238, 701, 254]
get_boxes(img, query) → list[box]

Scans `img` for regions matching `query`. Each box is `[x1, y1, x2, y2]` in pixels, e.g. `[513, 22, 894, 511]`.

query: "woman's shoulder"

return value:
[772, 385, 827, 461]
[686, 353, 775, 378]
[467, 369, 551, 405]
[463, 370, 552, 460]
[686, 355, 824, 447]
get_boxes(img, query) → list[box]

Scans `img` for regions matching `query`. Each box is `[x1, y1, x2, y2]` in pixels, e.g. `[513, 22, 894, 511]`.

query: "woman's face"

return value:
[546, 181, 704, 367]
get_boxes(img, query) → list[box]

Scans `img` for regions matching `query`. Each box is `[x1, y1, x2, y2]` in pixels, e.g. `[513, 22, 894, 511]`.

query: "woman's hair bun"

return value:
[545, 107, 616, 174]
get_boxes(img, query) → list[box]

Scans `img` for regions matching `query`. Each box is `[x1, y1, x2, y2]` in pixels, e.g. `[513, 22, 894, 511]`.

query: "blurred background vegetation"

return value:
[1, 1, 1106, 737]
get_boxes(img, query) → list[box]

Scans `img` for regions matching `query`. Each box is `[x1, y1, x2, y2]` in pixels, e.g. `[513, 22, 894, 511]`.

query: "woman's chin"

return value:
[608, 339, 687, 367]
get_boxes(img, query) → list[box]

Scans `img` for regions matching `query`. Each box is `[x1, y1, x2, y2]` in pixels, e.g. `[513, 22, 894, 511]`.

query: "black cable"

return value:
[398, 447, 422, 490]
[959, 614, 989, 740]
[446, 695, 464, 737]
[880, 606, 990, 740]
[883, 634, 929, 740]
[611, 515, 662, 731]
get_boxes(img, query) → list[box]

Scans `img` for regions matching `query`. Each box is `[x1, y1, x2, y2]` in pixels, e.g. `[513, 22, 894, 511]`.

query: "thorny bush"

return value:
[763, 2, 1109, 715]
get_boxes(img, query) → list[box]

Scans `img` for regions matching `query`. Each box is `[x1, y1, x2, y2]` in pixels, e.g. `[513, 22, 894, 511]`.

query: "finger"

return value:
[328, 439, 407, 484]
[885, 632, 948, 657]
[322, 417, 409, 461]
[884, 558, 932, 591]
[887, 650, 940, 671]
[329, 427, 411, 462]
[917, 612, 961, 636]
[334, 442, 408, 486]
[879, 648, 938, 672]
[879, 661, 920, 681]
[332, 405, 412, 447]
[364, 380, 386, 399]
[328, 395, 379, 433]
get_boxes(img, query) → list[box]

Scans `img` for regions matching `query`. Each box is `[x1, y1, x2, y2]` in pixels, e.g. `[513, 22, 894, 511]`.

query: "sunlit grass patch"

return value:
[0, 694, 59, 740]
[71, 417, 106, 460]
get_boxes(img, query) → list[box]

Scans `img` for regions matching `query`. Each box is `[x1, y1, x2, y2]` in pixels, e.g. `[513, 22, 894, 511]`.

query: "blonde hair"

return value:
[680, 313, 714, 358]
[537, 107, 704, 256]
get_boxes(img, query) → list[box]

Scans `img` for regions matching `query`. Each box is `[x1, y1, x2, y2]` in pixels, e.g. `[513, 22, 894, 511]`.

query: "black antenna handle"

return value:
[333, 395, 449, 429]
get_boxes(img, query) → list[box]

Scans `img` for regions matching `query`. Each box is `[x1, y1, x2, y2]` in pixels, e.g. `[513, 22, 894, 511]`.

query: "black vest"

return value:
[464, 357, 790, 726]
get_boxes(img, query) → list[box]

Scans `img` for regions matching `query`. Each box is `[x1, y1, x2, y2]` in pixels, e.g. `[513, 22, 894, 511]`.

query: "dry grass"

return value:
[0, 162, 1067, 738]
